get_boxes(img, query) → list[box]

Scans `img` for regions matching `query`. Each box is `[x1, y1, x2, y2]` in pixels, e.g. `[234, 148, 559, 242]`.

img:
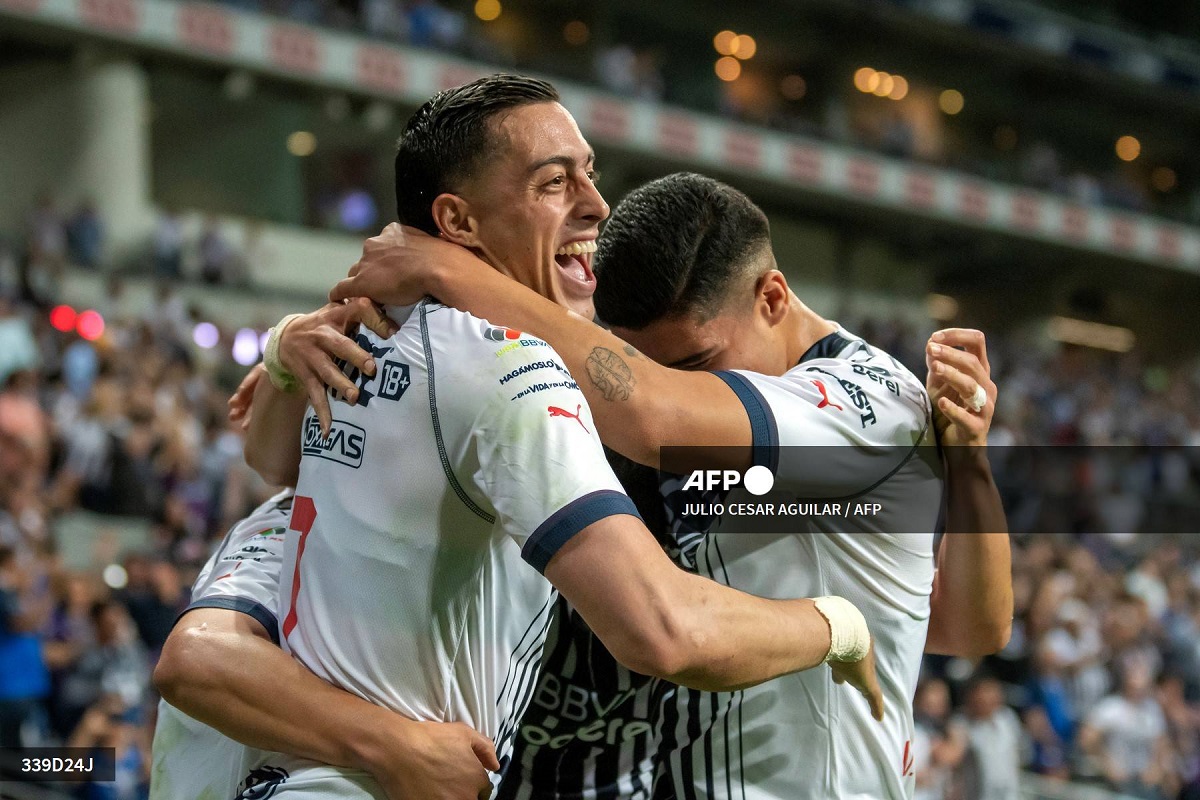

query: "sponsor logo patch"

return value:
[301, 418, 366, 468]
[235, 765, 288, 799]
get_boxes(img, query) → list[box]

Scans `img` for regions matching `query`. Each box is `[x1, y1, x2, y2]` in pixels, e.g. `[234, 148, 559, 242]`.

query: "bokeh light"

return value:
[780, 74, 806, 100]
[233, 328, 261, 366]
[193, 322, 220, 349]
[732, 35, 756, 60]
[76, 310, 105, 341]
[50, 304, 77, 332]
[474, 0, 501, 22]
[1115, 135, 1141, 162]
[939, 89, 964, 114]
[1152, 166, 1177, 192]
[713, 30, 737, 56]
[564, 20, 589, 45]
[715, 56, 741, 82]
[286, 131, 316, 156]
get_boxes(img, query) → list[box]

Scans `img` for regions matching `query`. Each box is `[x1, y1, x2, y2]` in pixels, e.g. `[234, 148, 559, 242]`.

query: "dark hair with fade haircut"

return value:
[593, 172, 771, 330]
[394, 74, 560, 234]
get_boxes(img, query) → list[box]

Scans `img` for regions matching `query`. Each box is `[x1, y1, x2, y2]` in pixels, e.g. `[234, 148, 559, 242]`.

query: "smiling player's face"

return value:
[457, 102, 609, 319]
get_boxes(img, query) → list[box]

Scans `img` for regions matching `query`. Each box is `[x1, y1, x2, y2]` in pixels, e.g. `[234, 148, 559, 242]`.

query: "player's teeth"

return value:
[556, 241, 596, 256]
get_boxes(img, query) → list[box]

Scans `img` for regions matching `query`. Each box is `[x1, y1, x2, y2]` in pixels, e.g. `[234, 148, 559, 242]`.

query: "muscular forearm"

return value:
[154, 611, 401, 773]
[243, 376, 306, 486]
[430, 259, 748, 468]
[669, 583, 831, 692]
[925, 449, 1012, 656]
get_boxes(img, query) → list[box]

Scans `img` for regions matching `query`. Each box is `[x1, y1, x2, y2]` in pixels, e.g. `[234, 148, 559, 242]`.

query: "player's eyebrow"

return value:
[528, 151, 596, 175]
[668, 348, 717, 369]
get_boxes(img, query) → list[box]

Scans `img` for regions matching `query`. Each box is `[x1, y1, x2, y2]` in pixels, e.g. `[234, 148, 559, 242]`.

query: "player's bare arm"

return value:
[243, 300, 397, 486]
[922, 328, 1013, 656]
[327, 224, 753, 471]
[155, 608, 499, 800]
[544, 513, 883, 718]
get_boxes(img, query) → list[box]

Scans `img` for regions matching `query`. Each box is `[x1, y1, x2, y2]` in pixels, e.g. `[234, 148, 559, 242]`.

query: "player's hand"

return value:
[367, 720, 500, 800]
[329, 223, 477, 307]
[228, 364, 266, 431]
[925, 328, 996, 448]
[278, 299, 399, 436]
[828, 641, 884, 722]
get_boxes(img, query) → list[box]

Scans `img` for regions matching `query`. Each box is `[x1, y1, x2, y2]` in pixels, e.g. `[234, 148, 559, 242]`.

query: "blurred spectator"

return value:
[151, 209, 184, 280]
[199, 217, 237, 285]
[0, 546, 51, 747]
[956, 677, 1022, 800]
[1079, 661, 1175, 798]
[67, 199, 105, 270]
[913, 679, 967, 800]
[363, 0, 408, 40]
[57, 599, 148, 736]
[25, 194, 67, 297]
[119, 560, 186, 655]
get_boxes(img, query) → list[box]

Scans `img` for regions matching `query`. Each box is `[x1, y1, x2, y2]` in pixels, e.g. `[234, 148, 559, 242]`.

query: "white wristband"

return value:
[263, 313, 304, 393]
[813, 596, 871, 663]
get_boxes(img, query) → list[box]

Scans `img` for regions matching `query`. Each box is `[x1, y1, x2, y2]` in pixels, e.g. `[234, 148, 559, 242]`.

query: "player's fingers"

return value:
[927, 343, 986, 385]
[931, 328, 989, 372]
[318, 327, 377, 377]
[329, 276, 364, 304]
[938, 396, 984, 437]
[470, 732, 501, 772]
[338, 296, 397, 339]
[931, 361, 981, 406]
[302, 374, 333, 438]
[316, 359, 359, 406]
[869, 682, 885, 722]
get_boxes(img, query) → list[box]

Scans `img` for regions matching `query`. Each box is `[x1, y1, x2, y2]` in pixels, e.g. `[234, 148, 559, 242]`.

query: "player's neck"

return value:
[786, 295, 837, 366]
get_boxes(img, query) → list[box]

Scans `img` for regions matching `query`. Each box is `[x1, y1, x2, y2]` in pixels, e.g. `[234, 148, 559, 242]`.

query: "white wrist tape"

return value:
[813, 596, 871, 663]
[263, 313, 304, 393]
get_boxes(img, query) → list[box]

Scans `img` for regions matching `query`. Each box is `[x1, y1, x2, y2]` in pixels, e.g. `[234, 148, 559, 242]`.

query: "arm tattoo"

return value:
[623, 344, 643, 360]
[586, 347, 636, 401]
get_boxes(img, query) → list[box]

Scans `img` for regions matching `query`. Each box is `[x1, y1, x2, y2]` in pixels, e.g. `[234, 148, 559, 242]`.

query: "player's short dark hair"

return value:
[593, 172, 771, 330]
[394, 74, 560, 234]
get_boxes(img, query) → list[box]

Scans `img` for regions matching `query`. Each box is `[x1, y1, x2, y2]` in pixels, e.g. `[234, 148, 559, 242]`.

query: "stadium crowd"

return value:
[0, 243, 1199, 799]
[187, 0, 1197, 226]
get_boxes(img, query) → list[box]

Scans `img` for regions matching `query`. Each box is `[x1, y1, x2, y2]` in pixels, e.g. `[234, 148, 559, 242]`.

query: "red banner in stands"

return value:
[177, 4, 234, 55]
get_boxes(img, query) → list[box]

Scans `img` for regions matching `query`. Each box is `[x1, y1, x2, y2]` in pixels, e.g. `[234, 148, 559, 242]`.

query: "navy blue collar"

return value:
[797, 330, 852, 365]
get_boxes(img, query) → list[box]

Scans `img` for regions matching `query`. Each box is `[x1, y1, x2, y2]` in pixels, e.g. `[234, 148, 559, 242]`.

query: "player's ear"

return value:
[756, 270, 790, 327]
[431, 193, 479, 248]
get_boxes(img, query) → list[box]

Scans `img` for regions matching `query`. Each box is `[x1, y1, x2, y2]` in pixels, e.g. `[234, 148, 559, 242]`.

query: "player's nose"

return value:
[575, 175, 609, 223]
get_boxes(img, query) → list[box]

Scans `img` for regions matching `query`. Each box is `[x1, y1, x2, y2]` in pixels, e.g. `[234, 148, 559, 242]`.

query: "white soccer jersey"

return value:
[656, 328, 942, 800]
[272, 301, 638, 798]
[149, 490, 292, 800]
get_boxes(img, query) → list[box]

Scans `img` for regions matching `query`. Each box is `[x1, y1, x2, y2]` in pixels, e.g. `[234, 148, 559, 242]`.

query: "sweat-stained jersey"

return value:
[655, 327, 942, 800]
[268, 300, 639, 799]
[148, 490, 292, 800]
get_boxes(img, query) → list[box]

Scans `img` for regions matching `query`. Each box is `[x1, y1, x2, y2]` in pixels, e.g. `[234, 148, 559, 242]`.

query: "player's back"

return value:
[150, 490, 292, 800]
[278, 300, 635, 797]
[657, 329, 941, 800]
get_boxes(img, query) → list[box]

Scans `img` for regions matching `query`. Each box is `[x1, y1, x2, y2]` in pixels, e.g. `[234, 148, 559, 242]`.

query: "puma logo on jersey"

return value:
[548, 404, 589, 433]
[810, 379, 844, 411]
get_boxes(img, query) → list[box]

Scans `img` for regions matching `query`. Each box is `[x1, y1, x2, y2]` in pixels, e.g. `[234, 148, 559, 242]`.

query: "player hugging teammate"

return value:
[150, 75, 1011, 800]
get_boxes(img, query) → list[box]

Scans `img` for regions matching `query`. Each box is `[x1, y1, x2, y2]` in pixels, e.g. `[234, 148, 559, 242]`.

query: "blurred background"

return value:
[1, 0, 1200, 798]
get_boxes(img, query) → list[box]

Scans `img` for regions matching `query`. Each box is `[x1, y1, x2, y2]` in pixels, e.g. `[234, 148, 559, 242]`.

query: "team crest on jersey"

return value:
[302, 417, 366, 468]
[333, 334, 411, 406]
[234, 765, 288, 799]
[482, 322, 523, 341]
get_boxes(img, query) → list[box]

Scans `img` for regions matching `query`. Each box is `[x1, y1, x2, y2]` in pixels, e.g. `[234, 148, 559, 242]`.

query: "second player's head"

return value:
[394, 74, 608, 318]
[594, 172, 795, 376]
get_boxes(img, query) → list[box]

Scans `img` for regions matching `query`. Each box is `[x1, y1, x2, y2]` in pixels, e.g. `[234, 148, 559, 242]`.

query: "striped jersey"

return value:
[274, 301, 638, 798]
[655, 328, 942, 800]
[149, 490, 292, 800]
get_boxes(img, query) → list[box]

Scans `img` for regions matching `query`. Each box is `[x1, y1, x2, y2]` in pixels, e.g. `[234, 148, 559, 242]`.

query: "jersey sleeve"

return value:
[184, 491, 292, 644]
[469, 336, 640, 574]
[715, 357, 932, 497]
